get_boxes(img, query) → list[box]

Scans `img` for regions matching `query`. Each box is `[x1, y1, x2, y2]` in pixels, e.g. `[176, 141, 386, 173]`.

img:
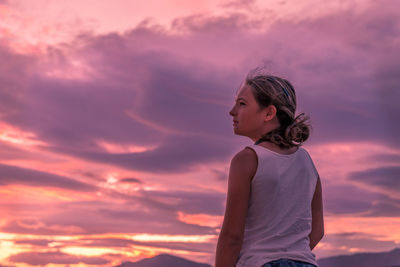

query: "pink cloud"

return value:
[8, 251, 109, 265]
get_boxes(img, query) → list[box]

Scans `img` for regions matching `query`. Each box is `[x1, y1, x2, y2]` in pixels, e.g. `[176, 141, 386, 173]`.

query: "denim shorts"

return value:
[262, 258, 317, 267]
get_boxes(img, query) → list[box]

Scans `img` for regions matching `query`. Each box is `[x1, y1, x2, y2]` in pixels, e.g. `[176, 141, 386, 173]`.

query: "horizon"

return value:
[1, 0, 400, 266]
[115, 248, 400, 266]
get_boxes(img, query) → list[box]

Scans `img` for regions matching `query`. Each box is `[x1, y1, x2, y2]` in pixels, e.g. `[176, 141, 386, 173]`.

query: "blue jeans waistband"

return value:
[262, 258, 317, 267]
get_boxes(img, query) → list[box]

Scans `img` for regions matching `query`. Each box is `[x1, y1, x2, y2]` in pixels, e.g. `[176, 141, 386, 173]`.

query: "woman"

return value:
[215, 70, 324, 267]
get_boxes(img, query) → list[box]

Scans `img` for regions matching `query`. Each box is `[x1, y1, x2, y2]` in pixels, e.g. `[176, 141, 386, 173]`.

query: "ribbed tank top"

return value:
[235, 144, 319, 267]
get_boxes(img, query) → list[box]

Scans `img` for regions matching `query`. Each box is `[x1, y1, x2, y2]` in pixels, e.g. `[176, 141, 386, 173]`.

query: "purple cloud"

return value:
[47, 135, 235, 173]
[119, 177, 142, 183]
[348, 166, 400, 191]
[81, 237, 215, 254]
[364, 153, 400, 165]
[8, 251, 109, 265]
[0, 163, 97, 191]
[0, 1, 399, 176]
[1, 190, 220, 236]
[14, 239, 50, 246]
[0, 141, 31, 160]
[315, 232, 400, 259]
[321, 232, 399, 252]
[1, 219, 84, 235]
[323, 182, 400, 217]
[137, 189, 225, 215]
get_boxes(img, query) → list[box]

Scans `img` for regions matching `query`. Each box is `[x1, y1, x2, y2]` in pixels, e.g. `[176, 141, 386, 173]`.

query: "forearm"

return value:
[215, 235, 242, 267]
[309, 230, 324, 250]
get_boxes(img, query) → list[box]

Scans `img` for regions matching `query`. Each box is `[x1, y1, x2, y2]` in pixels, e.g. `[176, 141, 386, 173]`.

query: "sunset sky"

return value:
[0, 0, 400, 266]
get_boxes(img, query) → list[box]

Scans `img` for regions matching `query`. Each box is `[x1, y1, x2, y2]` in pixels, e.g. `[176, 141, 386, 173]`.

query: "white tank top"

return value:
[235, 144, 319, 267]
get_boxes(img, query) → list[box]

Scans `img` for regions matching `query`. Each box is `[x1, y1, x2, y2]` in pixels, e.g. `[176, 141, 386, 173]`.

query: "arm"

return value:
[309, 175, 324, 250]
[215, 148, 257, 267]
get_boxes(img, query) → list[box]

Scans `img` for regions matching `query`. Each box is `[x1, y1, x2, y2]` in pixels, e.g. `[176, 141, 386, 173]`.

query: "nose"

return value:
[229, 105, 236, 117]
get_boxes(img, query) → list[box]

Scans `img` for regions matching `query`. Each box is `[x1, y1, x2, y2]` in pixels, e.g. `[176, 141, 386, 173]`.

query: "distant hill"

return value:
[317, 248, 400, 267]
[115, 254, 212, 267]
[115, 248, 400, 267]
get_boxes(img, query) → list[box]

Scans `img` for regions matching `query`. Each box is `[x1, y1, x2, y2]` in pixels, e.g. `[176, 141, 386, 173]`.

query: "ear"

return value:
[264, 105, 277, 121]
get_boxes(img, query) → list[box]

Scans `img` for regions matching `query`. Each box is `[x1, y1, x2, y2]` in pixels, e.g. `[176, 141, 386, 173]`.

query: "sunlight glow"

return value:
[96, 139, 157, 154]
[106, 173, 118, 184]
[177, 211, 222, 228]
[131, 234, 215, 243]
[0, 123, 46, 147]
[61, 246, 120, 256]
[0, 240, 27, 261]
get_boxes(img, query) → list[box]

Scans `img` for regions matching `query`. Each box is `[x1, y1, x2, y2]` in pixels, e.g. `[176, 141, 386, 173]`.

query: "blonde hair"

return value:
[245, 69, 311, 149]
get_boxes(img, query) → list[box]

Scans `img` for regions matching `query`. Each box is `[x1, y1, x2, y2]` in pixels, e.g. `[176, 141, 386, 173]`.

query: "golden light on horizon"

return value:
[61, 246, 123, 256]
[130, 233, 215, 243]
[177, 211, 222, 228]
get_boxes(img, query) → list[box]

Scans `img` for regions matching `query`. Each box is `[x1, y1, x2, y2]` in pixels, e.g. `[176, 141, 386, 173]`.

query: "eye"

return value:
[239, 102, 246, 106]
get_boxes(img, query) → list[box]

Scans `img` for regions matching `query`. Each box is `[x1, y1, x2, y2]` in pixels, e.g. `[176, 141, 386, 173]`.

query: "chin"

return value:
[233, 129, 244, 136]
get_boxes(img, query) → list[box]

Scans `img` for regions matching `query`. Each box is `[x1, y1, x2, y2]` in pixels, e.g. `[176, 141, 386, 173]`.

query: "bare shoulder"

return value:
[230, 147, 258, 180]
[231, 147, 257, 163]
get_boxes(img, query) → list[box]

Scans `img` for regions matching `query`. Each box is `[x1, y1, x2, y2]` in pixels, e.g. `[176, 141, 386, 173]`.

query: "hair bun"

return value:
[284, 113, 311, 146]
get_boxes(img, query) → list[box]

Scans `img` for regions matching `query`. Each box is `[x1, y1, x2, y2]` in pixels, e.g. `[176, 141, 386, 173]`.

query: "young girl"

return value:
[215, 71, 324, 267]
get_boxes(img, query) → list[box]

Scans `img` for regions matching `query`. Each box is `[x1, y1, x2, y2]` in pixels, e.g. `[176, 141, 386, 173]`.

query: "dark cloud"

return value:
[0, 39, 237, 173]
[1, 219, 84, 235]
[119, 177, 142, 183]
[324, 232, 398, 250]
[210, 168, 228, 181]
[77, 170, 104, 181]
[138, 189, 225, 215]
[323, 183, 377, 215]
[365, 198, 400, 217]
[94, 208, 214, 235]
[47, 135, 235, 173]
[0, 190, 220, 236]
[315, 232, 399, 258]
[348, 166, 400, 191]
[364, 153, 400, 165]
[8, 251, 109, 265]
[0, 163, 97, 191]
[14, 239, 50, 246]
[0, 44, 34, 117]
[323, 182, 400, 217]
[259, 3, 400, 147]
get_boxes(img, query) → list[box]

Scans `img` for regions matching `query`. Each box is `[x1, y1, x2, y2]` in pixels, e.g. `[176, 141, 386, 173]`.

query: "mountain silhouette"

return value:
[317, 248, 400, 267]
[115, 254, 212, 267]
[115, 248, 400, 267]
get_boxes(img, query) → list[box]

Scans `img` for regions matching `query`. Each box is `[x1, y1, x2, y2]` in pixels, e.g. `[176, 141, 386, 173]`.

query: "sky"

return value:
[0, 0, 400, 266]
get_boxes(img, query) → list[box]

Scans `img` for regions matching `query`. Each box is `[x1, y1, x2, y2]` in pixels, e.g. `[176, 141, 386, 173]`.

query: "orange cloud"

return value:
[177, 211, 222, 228]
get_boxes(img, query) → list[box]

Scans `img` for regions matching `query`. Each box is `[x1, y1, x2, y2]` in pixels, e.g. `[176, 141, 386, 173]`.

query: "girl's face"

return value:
[229, 84, 272, 141]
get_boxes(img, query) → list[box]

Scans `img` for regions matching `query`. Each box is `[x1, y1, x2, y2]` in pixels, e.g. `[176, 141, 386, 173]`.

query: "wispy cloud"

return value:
[0, 163, 96, 191]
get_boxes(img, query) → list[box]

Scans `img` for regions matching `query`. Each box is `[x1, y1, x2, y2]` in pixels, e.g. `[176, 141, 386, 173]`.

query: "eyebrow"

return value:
[235, 97, 247, 102]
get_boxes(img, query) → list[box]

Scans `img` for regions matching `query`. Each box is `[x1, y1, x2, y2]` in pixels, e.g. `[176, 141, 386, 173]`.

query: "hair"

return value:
[245, 69, 312, 149]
